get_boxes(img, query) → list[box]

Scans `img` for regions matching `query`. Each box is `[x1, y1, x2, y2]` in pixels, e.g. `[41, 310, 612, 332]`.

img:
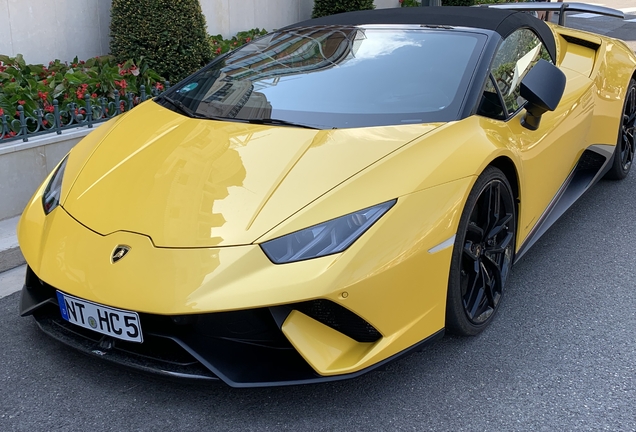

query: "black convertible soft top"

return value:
[284, 6, 556, 62]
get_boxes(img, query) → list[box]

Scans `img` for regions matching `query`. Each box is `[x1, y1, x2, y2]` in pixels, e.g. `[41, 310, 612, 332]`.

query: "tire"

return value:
[446, 166, 516, 336]
[605, 78, 636, 180]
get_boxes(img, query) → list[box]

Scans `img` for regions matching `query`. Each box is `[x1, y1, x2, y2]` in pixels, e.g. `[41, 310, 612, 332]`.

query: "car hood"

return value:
[63, 101, 440, 247]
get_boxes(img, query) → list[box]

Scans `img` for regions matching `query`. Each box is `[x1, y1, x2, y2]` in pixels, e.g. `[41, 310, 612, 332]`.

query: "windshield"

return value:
[160, 26, 486, 129]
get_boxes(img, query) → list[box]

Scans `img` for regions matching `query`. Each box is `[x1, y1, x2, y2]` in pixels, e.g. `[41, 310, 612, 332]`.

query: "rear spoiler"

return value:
[477, 2, 625, 26]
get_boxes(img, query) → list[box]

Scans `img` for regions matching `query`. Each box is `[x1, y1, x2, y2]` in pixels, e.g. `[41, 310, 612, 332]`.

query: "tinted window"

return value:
[484, 28, 553, 117]
[163, 27, 487, 128]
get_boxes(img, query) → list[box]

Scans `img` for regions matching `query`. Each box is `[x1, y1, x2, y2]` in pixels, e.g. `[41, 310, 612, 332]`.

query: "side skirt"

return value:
[514, 144, 615, 263]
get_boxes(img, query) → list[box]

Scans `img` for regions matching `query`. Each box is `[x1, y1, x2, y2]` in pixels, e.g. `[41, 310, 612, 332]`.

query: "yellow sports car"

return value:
[18, 5, 636, 387]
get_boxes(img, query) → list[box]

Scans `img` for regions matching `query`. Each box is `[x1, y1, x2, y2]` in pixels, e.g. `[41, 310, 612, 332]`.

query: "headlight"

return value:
[260, 200, 396, 264]
[42, 156, 69, 215]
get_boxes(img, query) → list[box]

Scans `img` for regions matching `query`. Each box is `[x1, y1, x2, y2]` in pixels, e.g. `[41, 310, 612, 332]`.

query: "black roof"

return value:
[284, 6, 556, 62]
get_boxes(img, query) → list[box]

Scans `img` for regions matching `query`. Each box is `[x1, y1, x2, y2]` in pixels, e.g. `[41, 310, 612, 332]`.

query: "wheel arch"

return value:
[487, 155, 521, 254]
[488, 156, 520, 203]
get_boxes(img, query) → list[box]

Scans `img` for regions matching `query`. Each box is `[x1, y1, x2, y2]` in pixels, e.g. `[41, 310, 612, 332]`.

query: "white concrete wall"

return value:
[202, 0, 398, 35]
[0, 0, 111, 65]
[0, 127, 96, 220]
[202, 0, 312, 36]
[0, 0, 399, 64]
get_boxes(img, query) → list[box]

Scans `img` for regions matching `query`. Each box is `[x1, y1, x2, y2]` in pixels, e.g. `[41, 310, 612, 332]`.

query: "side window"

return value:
[479, 29, 552, 119]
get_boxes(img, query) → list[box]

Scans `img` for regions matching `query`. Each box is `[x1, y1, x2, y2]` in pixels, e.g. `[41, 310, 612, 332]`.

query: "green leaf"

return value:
[52, 83, 66, 99]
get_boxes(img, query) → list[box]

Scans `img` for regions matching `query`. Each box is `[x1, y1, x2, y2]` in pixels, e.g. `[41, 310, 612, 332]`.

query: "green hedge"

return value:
[0, 55, 164, 128]
[312, 0, 375, 18]
[110, 0, 211, 83]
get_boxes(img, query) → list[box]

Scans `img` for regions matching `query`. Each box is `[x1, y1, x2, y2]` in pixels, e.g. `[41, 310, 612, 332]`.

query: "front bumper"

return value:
[18, 174, 472, 385]
[20, 266, 443, 387]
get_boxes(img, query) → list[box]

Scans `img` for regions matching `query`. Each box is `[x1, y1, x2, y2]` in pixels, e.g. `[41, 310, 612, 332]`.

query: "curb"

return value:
[0, 246, 25, 273]
[0, 215, 23, 274]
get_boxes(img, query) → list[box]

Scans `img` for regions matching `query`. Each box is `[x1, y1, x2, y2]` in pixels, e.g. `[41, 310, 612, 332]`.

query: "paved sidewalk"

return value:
[0, 215, 23, 274]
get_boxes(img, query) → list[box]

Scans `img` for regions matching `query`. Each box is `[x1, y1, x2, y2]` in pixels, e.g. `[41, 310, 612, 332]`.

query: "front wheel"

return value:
[605, 78, 635, 180]
[445, 167, 516, 336]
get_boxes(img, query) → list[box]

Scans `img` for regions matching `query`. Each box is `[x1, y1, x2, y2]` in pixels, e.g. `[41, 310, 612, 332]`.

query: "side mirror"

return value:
[520, 59, 566, 130]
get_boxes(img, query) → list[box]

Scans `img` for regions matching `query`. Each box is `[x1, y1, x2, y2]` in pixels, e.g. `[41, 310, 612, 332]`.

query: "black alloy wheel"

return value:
[605, 78, 636, 180]
[446, 166, 516, 336]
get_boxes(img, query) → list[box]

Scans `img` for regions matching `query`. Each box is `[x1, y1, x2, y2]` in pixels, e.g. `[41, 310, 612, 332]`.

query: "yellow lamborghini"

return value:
[18, 5, 636, 387]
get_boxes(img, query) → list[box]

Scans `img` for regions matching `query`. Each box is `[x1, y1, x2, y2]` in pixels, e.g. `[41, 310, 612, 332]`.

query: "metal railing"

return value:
[0, 83, 169, 144]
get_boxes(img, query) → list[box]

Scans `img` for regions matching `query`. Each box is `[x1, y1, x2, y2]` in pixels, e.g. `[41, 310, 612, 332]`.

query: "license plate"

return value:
[56, 291, 143, 343]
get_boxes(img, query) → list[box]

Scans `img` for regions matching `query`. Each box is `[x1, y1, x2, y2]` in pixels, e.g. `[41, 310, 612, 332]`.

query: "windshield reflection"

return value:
[167, 26, 485, 128]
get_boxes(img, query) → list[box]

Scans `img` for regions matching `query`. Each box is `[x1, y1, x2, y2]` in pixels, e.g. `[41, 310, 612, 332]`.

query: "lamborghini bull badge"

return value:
[111, 245, 131, 263]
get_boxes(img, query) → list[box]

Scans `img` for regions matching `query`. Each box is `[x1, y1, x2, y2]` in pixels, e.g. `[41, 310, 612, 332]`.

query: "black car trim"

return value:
[514, 144, 614, 262]
[462, 32, 502, 120]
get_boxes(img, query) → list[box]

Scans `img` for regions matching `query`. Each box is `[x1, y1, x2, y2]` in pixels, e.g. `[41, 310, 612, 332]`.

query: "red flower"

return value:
[91, 93, 97, 98]
[0, 108, 4, 116]
[42, 79, 48, 85]
[119, 69, 127, 76]
[155, 83, 164, 91]
[95, 83, 100, 88]
[215, 47, 222, 54]
[42, 120, 48, 126]
[8, 131, 16, 137]
[246, 37, 251, 42]
[17, 100, 26, 105]
[51, 71, 55, 76]
[44, 104, 54, 113]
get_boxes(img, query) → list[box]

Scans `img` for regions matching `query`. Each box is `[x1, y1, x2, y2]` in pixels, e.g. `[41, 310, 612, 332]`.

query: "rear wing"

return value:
[477, 2, 625, 26]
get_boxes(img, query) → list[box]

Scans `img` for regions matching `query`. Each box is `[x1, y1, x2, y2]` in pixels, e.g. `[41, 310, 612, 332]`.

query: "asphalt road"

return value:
[2, 8, 636, 432]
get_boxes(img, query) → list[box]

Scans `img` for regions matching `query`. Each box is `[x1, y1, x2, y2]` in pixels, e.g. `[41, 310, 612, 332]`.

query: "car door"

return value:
[479, 28, 595, 245]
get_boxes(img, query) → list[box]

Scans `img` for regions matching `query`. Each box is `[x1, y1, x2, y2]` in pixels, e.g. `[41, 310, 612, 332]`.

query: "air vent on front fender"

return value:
[292, 300, 382, 343]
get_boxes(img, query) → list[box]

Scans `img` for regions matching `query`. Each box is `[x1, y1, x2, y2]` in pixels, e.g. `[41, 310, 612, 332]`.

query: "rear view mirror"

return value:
[520, 59, 566, 130]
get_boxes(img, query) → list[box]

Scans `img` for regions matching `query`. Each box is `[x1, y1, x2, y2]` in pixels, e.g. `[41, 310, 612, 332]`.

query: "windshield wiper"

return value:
[247, 118, 320, 130]
[159, 95, 206, 119]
